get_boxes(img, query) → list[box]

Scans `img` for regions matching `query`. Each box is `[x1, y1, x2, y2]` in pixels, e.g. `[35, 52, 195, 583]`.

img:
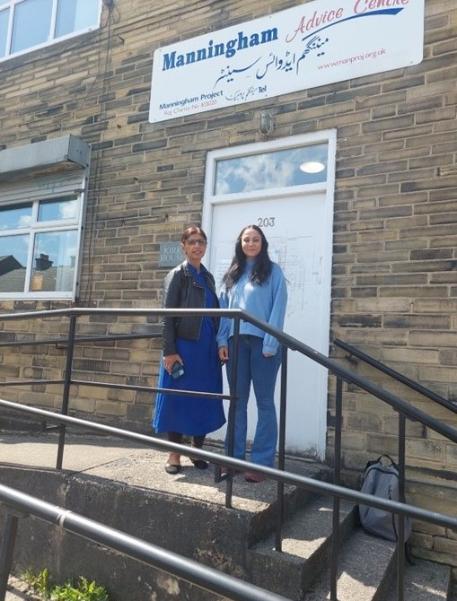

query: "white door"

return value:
[206, 192, 331, 458]
[203, 132, 335, 459]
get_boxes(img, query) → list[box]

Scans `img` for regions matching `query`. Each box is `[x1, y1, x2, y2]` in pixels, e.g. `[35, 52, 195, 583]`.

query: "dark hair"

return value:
[181, 225, 207, 243]
[223, 225, 273, 289]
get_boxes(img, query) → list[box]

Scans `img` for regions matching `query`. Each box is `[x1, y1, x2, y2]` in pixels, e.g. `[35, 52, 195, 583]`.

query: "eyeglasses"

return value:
[185, 238, 207, 246]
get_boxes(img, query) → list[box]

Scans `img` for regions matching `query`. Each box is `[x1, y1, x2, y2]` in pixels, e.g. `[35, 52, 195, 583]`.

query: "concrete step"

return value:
[305, 529, 395, 601]
[246, 468, 332, 547]
[0, 443, 330, 601]
[247, 495, 356, 599]
[1, 435, 452, 601]
[383, 558, 451, 601]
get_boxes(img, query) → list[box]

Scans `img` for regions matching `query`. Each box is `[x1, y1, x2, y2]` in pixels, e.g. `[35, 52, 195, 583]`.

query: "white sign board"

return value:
[149, 0, 424, 123]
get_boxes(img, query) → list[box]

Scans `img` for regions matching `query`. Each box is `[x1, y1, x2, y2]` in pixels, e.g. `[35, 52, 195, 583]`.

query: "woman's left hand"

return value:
[219, 346, 229, 363]
[263, 352, 274, 358]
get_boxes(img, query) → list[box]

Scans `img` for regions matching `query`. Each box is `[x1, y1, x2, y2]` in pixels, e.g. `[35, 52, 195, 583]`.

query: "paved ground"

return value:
[5, 577, 40, 601]
[0, 430, 321, 600]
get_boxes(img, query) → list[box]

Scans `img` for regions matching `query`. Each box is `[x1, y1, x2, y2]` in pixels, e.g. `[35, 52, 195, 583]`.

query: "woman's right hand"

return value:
[218, 346, 229, 363]
[163, 354, 183, 374]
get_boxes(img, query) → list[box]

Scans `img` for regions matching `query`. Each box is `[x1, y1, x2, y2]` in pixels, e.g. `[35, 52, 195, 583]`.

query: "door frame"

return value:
[203, 130, 337, 263]
[202, 130, 337, 458]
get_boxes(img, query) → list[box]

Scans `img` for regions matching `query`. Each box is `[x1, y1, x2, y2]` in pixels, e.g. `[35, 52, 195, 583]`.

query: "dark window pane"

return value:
[0, 8, 9, 58]
[11, 0, 52, 53]
[0, 203, 33, 230]
[0, 235, 28, 293]
[30, 230, 77, 292]
[55, 0, 99, 37]
[215, 144, 328, 195]
[38, 197, 78, 221]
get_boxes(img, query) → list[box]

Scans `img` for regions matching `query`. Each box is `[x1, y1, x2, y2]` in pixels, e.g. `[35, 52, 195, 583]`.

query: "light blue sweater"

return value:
[217, 261, 288, 355]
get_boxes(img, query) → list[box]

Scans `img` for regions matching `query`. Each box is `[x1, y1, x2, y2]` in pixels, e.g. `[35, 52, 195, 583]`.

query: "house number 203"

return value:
[257, 217, 276, 227]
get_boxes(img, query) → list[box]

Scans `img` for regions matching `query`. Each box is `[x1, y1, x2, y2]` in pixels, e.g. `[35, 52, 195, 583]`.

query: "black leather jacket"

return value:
[162, 261, 219, 356]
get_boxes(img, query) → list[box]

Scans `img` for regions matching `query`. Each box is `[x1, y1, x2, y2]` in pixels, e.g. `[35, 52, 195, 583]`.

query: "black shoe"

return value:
[165, 463, 181, 475]
[218, 468, 240, 481]
[191, 459, 209, 470]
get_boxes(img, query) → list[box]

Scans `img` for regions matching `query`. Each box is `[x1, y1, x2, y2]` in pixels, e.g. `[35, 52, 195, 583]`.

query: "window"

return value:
[0, 195, 83, 298]
[214, 143, 328, 195]
[0, 0, 101, 61]
[0, 8, 8, 58]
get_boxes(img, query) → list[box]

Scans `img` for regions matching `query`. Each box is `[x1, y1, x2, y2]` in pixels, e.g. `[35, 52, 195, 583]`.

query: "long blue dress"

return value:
[153, 264, 225, 436]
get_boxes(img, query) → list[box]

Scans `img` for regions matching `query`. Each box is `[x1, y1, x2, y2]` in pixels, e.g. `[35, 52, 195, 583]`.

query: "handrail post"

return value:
[275, 345, 288, 552]
[56, 314, 77, 470]
[397, 413, 406, 601]
[331, 375, 343, 601]
[0, 513, 19, 601]
[224, 316, 240, 509]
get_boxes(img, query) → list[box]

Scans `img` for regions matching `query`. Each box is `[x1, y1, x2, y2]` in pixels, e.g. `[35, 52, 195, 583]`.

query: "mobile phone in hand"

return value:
[171, 361, 184, 379]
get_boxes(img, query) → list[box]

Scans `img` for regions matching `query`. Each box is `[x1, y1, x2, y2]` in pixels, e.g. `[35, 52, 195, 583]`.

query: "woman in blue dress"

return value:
[153, 225, 225, 474]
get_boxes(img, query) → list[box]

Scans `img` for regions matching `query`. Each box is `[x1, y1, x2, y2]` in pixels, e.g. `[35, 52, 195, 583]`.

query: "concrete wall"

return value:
[0, 0, 456, 554]
[0, 465, 237, 601]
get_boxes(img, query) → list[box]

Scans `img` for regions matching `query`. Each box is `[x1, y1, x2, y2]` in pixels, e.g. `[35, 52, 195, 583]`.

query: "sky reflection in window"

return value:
[11, 0, 53, 53]
[215, 144, 328, 195]
[0, 204, 32, 230]
[38, 197, 78, 221]
[56, 0, 99, 37]
[0, 9, 8, 58]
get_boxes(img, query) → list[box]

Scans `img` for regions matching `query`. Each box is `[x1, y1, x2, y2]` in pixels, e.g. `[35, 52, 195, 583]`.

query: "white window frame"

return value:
[203, 130, 337, 244]
[0, 0, 102, 63]
[0, 189, 85, 300]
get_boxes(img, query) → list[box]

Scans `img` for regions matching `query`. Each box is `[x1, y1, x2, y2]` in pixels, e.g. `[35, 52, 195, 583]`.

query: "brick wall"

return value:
[0, 1, 456, 553]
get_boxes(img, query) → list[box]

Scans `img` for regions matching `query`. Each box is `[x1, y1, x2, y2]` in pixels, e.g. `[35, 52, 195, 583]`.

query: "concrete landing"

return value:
[0, 430, 323, 513]
[2, 433, 453, 601]
[0, 431, 326, 601]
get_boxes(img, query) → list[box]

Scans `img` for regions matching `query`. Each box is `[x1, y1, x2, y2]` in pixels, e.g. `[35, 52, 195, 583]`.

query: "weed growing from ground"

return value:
[22, 570, 109, 601]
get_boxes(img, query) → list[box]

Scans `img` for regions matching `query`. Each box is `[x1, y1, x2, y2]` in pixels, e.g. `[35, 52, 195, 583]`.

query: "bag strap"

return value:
[364, 454, 399, 473]
[381, 454, 398, 469]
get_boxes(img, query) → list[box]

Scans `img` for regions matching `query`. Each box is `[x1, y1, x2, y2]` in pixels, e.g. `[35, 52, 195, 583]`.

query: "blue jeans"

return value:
[226, 335, 281, 467]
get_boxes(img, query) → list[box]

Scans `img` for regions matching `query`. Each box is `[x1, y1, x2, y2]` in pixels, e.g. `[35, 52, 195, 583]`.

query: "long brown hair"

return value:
[223, 225, 272, 290]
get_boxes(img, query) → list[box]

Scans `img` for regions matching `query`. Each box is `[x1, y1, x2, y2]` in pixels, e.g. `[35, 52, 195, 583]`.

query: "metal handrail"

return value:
[1, 398, 457, 601]
[1, 306, 457, 601]
[235, 310, 457, 444]
[0, 307, 456, 444]
[1, 397, 456, 530]
[0, 332, 161, 348]
[0, 483, 290, 601]
[334, 338, 457, 415]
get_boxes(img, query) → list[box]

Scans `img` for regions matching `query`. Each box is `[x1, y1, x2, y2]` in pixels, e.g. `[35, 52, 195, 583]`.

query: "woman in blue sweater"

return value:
[218, 225, 288, 482]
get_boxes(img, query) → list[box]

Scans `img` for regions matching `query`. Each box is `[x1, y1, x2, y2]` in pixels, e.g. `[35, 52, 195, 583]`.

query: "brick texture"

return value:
[0, 0, 456, 555]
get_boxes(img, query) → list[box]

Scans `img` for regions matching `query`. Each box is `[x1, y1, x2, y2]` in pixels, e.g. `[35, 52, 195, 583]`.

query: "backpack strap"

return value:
[379, 454, 398, 469]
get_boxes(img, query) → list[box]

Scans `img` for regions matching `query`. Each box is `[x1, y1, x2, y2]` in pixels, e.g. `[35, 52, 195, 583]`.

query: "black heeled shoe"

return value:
[217, 468, 240, 481]
[191, 458, 209, 470]
[165, 463, 182, 475]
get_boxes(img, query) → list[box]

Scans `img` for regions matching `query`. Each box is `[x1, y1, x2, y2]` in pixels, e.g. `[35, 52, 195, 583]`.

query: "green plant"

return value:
[22, 569, 109, 601]
[51, 578, 109, 601]
[23, 568, 52, 599]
